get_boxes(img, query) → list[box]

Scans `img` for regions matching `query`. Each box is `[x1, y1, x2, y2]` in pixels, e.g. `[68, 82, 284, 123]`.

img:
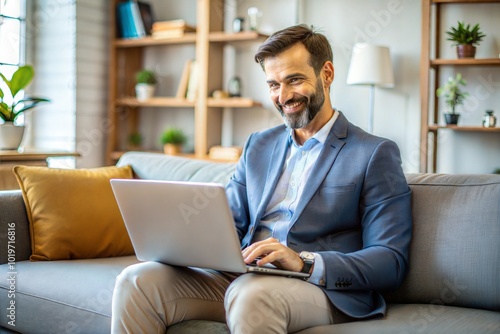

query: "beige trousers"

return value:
[111, 261, 348, 334]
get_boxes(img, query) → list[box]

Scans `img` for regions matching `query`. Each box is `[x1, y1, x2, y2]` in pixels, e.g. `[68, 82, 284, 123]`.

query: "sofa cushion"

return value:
[13, 165, 134, 261]
[384, 174, 500, 312]
[0, 256, 139, 334]
[296, 304, 500, 334]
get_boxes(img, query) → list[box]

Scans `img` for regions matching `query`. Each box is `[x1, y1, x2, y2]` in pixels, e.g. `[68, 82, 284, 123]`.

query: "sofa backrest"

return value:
[116, 152, 236, 184]
[385, 173, 500, 312]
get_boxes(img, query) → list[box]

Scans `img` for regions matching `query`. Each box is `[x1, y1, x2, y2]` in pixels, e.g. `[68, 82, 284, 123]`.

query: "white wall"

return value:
[29, 0, 109, 168]
[29, 0, 76, 163]
[74, 0, 109, 168]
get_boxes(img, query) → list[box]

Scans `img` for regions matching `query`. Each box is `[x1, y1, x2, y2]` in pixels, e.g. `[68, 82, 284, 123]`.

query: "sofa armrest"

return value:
[0, 190, 31, 264]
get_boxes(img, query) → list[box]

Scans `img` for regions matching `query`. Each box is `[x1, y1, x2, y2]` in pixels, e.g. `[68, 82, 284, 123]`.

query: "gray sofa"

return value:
[1, 151, 499, 334]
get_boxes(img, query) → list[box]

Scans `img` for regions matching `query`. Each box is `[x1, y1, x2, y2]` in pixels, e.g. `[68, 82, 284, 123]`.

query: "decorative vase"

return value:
[482, 110, 497, 128]
[0, 123, 25, 150]
[444, 113, 460, 125]
[163, 144, 182, 155]
[135, 84, 155, 101]
[456, 44, 476, 59]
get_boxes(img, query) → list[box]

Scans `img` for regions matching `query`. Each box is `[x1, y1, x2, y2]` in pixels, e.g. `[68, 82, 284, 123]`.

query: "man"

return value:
[111, 24, 412, 333]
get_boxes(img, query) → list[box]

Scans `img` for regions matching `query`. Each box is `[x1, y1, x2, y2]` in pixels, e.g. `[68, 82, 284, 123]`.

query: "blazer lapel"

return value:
[291, 112, 349, 223]
[256, 129, 290, 219]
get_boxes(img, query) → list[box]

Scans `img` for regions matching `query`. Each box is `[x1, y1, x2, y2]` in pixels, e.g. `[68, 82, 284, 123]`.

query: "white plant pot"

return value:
[135, 84, 155, 101]
[0, 122, 25, 150]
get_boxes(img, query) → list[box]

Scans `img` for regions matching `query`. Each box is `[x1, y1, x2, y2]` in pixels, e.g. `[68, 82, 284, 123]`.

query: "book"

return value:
[185, 60, 199, 101]
[116, 2, 131, 38]
[138, 1, 154, 35]
[151, 29, 187, 39]
[209, 146, 243, 161]
[129, 1, 146, 37]
[151, 19, 196, 40]
[176, 59, 193, 99]
[116, 1, 146, 39]
[152, 19, 196, 32]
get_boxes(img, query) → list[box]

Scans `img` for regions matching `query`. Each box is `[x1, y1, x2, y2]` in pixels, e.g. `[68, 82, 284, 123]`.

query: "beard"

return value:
[276, 78, 325, 129]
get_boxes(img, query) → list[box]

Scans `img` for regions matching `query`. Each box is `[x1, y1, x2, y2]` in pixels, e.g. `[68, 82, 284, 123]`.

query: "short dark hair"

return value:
[254, 24, 333, 75]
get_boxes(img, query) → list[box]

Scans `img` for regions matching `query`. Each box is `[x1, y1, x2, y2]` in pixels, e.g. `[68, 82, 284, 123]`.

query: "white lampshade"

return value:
[346, 43, 394, 87]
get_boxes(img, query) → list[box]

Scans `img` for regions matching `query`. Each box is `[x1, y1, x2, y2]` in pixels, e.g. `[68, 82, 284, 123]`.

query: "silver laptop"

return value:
[110, 179, 309, 279]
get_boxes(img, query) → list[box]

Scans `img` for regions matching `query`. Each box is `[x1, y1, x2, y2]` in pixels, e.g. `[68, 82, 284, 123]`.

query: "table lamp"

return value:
[346, 43, 395, 133]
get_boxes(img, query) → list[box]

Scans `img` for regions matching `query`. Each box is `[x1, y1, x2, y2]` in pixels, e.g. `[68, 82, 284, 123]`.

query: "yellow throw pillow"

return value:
[13, 165, 134, 261]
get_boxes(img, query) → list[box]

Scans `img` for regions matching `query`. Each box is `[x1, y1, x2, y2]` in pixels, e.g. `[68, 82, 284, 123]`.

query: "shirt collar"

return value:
[289, 109, 339, 146]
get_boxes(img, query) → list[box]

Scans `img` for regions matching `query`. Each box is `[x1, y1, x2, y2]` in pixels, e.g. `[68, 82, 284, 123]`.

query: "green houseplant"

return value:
[0, 65, 50, 149]
[135, 69, 157, 101]
[436, 73, 468, 125]
[128, 131, 142, 150]
[445, 21, 486, 58]
[160, 127, 186, 155]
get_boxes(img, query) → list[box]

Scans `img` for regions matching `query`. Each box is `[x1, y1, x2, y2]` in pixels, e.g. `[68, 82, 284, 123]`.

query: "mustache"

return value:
[276, 96, 308, 109]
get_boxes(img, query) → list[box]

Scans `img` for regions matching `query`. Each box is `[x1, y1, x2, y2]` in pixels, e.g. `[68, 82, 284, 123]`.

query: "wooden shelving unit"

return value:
[106, 0, 268, 165]
[420, 0, 500, 172]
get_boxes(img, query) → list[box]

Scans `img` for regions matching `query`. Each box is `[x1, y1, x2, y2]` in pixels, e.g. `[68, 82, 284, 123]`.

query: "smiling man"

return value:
[111, 24, 412, 334]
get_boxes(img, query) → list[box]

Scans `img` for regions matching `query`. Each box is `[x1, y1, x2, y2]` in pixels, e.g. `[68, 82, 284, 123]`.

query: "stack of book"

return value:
[152, 19, 196, 39]
[209, 146, 243, 161]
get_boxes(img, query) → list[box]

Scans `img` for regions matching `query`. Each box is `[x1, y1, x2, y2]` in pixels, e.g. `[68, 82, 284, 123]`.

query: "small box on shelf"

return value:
[209, 146, 242, 161]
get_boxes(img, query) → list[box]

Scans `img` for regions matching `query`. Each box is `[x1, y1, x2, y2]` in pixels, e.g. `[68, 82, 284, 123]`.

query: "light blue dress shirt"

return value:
[252, 110, 339, 285]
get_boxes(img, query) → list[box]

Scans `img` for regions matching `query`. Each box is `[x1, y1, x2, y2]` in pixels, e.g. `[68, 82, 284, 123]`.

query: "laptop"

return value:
[110, 179, 309, 279]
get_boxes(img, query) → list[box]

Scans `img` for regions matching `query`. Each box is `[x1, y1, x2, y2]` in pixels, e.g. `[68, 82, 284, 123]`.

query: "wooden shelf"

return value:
[208, 97, 262, 108]
[116, 97, 195, 108]
[110, 150, 238, 163]
[428, 125, 500, 132]
[115, 97, 262, 108]
[209, 31, 269, 43]
[432, 0, 499, 3]
[0, 149, 80, 162]
[114, 31, 268, 48]
[431, 58, 500, 67]
[114, 34, 197, 48]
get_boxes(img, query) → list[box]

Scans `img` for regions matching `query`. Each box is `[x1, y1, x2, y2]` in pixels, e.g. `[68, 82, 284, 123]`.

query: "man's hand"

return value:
[242, 238, 304, 272]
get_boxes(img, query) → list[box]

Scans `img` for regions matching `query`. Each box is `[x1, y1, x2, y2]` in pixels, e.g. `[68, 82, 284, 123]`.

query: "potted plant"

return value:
[160, 127, 186, 155]
[135, 69, 157, 101]
[0, 65, 50, 149]
[445, 21, 486, 59]
[436, 73, 468, 125]
[128, 131, 142, 150]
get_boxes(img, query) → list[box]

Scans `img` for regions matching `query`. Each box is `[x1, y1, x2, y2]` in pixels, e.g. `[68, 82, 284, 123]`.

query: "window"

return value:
[0, 0, 26, 124]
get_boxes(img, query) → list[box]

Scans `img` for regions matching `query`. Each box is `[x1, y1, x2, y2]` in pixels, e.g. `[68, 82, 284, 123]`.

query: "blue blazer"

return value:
[225, 111, 412, 319]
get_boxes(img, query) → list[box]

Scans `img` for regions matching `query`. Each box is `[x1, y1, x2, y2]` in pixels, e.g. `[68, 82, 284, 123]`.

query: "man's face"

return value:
[263, 43, 325, 129]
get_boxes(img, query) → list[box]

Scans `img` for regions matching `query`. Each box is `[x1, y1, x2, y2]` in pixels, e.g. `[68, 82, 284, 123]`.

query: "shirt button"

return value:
[302, 151, 306, 156]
